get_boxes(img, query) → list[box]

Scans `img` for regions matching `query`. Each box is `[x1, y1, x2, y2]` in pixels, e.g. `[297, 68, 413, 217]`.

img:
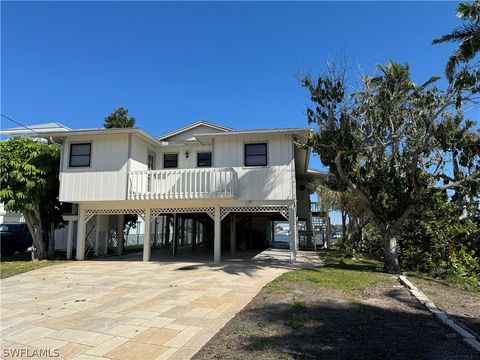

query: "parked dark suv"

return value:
[0, 223, 33, 256]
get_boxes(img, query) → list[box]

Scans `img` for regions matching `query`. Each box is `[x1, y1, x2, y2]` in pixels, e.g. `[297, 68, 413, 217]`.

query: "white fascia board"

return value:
[37, 128, 161, 147]
[195, 128, 306, 138]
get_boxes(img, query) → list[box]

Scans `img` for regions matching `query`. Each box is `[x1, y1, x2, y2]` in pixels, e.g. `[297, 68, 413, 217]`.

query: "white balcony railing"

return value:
[127, 168, 236, 200]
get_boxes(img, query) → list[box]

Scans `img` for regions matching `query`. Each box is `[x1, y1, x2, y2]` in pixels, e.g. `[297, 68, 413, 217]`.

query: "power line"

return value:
[1, 113, 41, 136]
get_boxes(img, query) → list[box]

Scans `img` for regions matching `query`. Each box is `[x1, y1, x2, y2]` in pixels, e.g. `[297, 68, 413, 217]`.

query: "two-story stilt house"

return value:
[42, 121, 326, 263]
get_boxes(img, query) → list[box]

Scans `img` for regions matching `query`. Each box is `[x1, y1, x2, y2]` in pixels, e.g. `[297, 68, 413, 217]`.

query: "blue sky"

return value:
[1, 1, 476, 223]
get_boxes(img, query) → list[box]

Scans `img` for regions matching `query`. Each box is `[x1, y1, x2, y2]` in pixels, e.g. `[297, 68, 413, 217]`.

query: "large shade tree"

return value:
[0, 138, 62, 259]
[303, 61, 479, 272]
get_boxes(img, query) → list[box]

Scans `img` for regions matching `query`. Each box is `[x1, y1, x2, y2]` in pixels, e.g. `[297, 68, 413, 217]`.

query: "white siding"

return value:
[131, 135, 156, 171]
[60, 134, 129, 201]
[158, 145, 212, 169]
[214, 133, 295, 201]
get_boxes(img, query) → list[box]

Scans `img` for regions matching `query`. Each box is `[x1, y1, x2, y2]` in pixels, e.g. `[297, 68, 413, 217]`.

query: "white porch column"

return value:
[143, 209, 151, 262]
[289, 205, 298, 262]
[76, 207, 86, 260]
[214, 206, 221, 263]
[117, 214, 125, 256]
[66, 219, 74, 260]
[230, 213, 236, 256]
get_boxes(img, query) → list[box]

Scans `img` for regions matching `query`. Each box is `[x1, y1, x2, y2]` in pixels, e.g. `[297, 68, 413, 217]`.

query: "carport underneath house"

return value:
[68, 202, 298, 263]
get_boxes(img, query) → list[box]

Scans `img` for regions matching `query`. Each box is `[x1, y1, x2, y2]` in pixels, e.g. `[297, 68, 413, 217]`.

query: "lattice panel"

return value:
[84, 208, 146, 222]
[97, 231, 108, 257]
[84, 215, 97, 258]
[151, 207, 215, 220]
[220, 206, 290, 221]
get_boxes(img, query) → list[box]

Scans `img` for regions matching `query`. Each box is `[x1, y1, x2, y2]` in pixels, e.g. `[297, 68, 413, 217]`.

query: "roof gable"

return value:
[157, 121, 234, 142]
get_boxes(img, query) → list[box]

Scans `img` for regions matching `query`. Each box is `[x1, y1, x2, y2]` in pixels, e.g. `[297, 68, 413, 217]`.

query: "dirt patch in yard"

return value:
[412, 277, 480, 339]
[194, 274, 478, 359]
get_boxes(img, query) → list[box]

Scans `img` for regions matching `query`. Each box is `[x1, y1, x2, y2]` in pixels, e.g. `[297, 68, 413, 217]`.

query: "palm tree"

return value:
[433, 0, 480, 82]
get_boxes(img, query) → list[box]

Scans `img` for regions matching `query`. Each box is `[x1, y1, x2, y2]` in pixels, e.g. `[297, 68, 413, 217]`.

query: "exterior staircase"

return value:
[298, 202, 328, 251]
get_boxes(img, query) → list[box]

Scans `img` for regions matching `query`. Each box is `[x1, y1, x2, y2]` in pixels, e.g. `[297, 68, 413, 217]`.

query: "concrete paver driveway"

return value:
[1, 249, 320, 360]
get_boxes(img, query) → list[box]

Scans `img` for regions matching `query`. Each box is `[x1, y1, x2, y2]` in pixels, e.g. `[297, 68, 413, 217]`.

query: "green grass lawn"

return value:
[267, 249, 387, 294]
[1, 252, 69, 279]
[194, 248, 478, 359]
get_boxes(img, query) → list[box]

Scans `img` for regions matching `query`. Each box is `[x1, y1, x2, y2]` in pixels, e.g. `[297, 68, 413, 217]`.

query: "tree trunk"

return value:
[341, 209, 347, 248]
[383, 230, 400, 273]
[23, 210, 46, 260]
[47, 222, 55, 258]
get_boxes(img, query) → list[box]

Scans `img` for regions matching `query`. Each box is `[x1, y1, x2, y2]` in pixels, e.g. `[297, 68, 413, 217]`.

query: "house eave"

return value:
[37, 128, 161, 147]
[194, 128, 307, 144]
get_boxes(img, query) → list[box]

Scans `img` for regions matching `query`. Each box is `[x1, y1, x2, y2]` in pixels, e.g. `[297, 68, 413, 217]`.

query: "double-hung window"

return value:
[244, 143, 267, 166]
[69, 143, 91, 167]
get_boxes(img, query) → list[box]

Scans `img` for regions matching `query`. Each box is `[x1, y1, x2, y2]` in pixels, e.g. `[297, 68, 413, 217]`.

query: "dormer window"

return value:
[244, 143, 267, 166]
[69, 143, 91, 167]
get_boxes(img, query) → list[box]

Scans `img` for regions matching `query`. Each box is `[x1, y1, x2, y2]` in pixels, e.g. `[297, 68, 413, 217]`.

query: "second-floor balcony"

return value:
[127, 168, 237, 200]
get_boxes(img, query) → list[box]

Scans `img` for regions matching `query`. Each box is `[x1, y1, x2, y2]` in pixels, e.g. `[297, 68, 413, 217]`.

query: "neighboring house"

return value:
[37, 121, 326, 262]
[0, 122, 72, 140]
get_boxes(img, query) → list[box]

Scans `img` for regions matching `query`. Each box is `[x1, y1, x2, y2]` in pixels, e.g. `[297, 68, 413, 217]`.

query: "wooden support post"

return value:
[265, 218, 271, 247]
[214, 206, 221, 263]
[76, 207, 86, 260]
[143, 208, 151, 261]
[230, 213, 236, 256]
[165, 216, 170, 248]
[240, 215, 246, 252]
[66, 219, 74, 260]
[117, 214, 124, 256]
[289, 206, 297, 262]
[271, 220, 275, 246]
[181, 217, 185, 246]
[172, 213, 177, 256]
[94, 217, 101, 256]
[192, 217, 197, 250]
